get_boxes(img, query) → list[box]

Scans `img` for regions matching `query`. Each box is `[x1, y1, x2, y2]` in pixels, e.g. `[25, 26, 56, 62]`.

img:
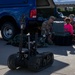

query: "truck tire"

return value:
[1, 22, 16, 41]
[7, 54, 18, 70]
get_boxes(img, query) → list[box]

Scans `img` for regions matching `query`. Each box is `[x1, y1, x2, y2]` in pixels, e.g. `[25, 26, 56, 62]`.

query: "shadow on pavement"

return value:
[4, 59, 69, 75]
[0, 38, 73, 75]
[0, 39, 19, 65]
[0, 38, 75, 66]
[38, 45, 75, 56]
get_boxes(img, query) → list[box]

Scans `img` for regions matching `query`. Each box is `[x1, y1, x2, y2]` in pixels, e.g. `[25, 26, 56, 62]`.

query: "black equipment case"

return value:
[52, 21, 72, 46]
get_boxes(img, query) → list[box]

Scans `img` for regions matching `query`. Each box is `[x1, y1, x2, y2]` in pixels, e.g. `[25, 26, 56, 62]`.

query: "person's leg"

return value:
[46, 34, 54, 45]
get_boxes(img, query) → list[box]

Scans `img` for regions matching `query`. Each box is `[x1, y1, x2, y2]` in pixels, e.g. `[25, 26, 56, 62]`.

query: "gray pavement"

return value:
[0, 37, 75, 75]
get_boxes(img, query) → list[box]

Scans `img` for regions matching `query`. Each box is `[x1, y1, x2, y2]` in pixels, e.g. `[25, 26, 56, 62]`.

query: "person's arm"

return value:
[69, 24, 73, 35]
[41, 22, 46, 35]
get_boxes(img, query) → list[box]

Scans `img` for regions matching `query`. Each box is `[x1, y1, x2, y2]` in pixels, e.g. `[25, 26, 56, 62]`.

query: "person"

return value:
[64, 17, 73, 45]
[64, 17, 73, 35]
[72, 21, 75, 33]
[69, 14, 75, 25]
[72, 21, 75, 44]
[41, 16, 55, 44]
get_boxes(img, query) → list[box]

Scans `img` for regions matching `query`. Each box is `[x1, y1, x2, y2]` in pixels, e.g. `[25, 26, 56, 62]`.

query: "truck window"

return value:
[36, 0, 50, 7]
[0, 0, 28, 5]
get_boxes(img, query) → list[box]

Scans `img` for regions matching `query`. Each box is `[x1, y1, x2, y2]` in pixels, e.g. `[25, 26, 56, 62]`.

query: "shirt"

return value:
[64, 23, 73, 35]
[41, 20, 52, 35]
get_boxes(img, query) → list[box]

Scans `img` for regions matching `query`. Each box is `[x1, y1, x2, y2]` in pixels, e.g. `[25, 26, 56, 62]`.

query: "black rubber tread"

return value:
[28, 52, 54, 72]
[7, 54, 18, 70]
[28, 55, 42, 71]
[7, 52, 54, 72]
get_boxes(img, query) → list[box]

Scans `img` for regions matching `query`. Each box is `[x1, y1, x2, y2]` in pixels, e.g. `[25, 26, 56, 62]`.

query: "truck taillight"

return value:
[30, 9, 37, 18]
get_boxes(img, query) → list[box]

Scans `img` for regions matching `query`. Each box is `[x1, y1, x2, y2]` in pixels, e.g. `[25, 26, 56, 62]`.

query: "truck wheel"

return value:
[7, 54, 18, 70]
[1, 22, 16, 41]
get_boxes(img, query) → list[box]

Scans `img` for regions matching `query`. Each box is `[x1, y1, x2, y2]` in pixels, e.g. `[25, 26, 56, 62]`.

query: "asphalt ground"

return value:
[0, 35, 75, 75]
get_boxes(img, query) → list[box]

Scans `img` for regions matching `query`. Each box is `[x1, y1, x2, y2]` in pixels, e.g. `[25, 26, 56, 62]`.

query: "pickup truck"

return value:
[0, 0, 63, 40]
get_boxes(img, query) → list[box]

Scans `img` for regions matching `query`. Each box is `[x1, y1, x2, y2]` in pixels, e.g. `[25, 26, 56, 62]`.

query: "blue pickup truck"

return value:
[0, 0, 63, 40]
